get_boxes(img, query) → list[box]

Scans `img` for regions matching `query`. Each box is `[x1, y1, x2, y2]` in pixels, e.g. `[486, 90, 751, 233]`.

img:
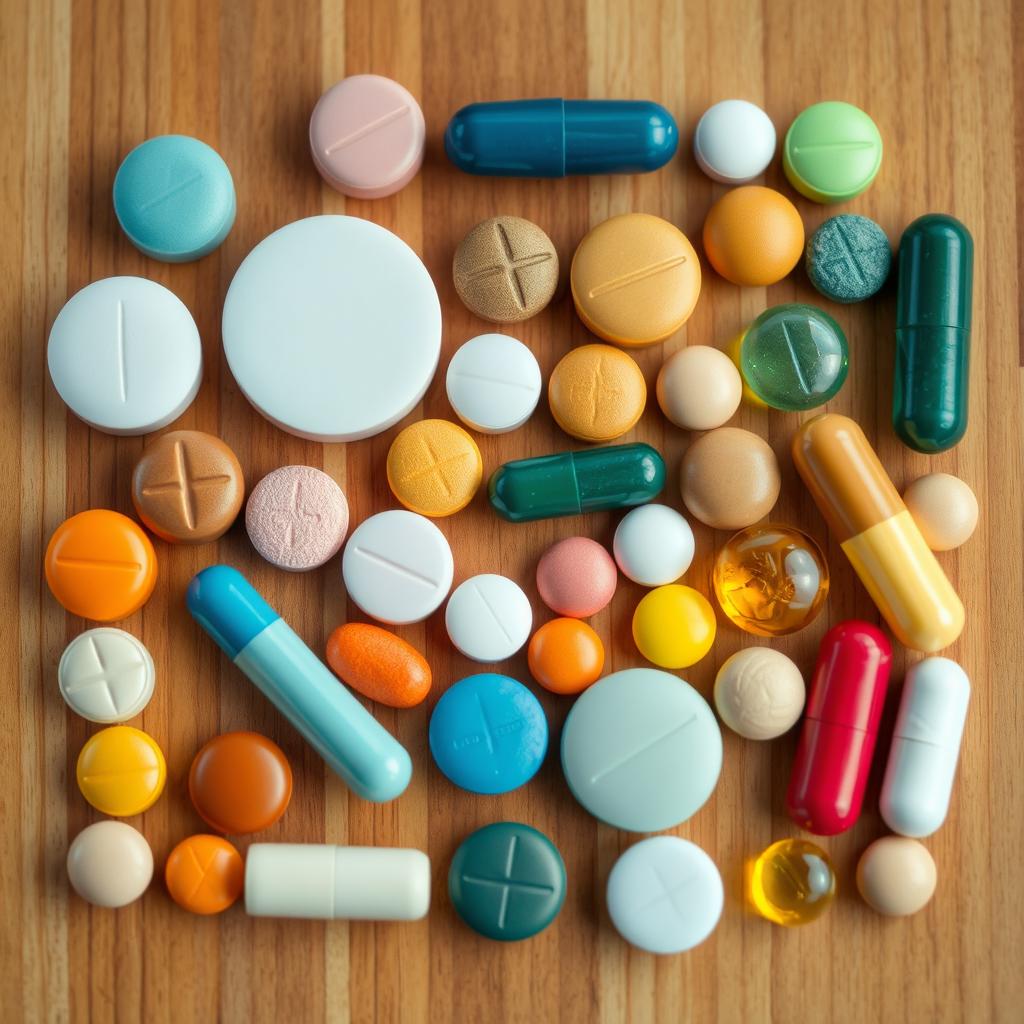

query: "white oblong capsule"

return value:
[880, 657, 970, 837]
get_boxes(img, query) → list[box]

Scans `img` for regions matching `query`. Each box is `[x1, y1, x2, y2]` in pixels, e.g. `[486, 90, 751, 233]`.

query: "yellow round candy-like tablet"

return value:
[76, 725, 167, 817]
[632, 584, 717, 669]
[386, 419, 483, 517]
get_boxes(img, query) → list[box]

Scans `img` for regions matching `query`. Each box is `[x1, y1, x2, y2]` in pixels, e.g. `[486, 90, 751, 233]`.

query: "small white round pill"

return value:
[342, 510, 454, 625]
[445, 573, 533, 662]
[47, 276, 202, 436]
[714, 647, 805, 740]
[66, 820, 154, 908]
[58, 628, 155, 723]
[613, 503, 695, 586]
[693, 100, 776, 184]
[446, 333, 542, 434]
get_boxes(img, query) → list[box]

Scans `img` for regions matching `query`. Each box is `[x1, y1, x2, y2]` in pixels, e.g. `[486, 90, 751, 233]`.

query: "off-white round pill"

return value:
[446, 334, 542, 434]
[903, 473, 979, 552]
[342, 510, 454, 625]
[693, 99, 776, 184]
[856, 836, 937, 916]
[714, 647, 805, 740]
[58, 628, 155, 724]
[47, 277, 202, 436]
[613, 504, 695, 586]
[66, 820, 153, 908]
[656, 346, 742, 431]
[445, 574, 533, 662]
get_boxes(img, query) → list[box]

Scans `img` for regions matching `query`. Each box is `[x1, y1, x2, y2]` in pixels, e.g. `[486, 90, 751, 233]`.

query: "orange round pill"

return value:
[528, 618, 605, 696]
[386, 418, 483, 517]
[188, 732, 293, 835]
[702, 186, 804, 287]
[326, 622, 432, 708]
[45, 509, 157, 621]
[164, 834, 244, 915]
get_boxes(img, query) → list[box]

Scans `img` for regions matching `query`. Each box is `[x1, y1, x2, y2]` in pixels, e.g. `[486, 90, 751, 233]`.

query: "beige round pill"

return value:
[681, 427, 780, 529]
[453, 215, 558, 323]
[856, 836, 937, 916]
[903, 472, 978, 551]
[66, 820, 153, 908]
[657, 345, 742, 430]
[714, 647, 805, 740]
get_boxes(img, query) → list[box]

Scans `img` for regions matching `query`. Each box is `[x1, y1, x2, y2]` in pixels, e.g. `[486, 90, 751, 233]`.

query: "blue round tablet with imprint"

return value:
[113, 135, 236, 262]
[429, 673, 547, 794]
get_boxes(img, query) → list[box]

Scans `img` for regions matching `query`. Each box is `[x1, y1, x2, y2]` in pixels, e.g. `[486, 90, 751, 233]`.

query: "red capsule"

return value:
[786, 621, 892, 835]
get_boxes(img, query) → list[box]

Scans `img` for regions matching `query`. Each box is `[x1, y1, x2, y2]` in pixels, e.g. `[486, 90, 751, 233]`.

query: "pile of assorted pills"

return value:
[47, 79, 978, 950]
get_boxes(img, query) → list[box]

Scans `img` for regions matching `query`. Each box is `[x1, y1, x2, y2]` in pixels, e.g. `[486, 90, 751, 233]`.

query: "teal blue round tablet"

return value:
[113, 135, 235, 262]
[429, 673, 547, 794]
[806, 214, 891, 303]
[449, 822, 566, 941]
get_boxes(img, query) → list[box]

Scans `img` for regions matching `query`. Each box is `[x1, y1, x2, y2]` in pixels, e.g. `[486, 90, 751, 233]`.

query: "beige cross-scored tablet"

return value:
[58, 628, 155, 724]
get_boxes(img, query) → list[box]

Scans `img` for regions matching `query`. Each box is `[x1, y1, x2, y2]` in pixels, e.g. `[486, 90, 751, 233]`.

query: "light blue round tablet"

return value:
[113, 135, 235, 262]
[429, 673, 548, 795]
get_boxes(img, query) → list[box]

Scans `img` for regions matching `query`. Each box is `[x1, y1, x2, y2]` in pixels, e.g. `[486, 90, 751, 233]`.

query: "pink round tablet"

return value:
[246, 465, 349, 571]
[536, 536, 618, 618]
[309, 74, 426, 199]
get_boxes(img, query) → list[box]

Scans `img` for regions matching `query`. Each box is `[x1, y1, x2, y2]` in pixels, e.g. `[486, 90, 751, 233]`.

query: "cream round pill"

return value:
[58, 628, 155, 723]
[66, 820, 153, 908]
[222, 216, 441, 442]
[445, 574, 533, 662]
[613, 503, 694, 586]
[47, 276, 202, 435]
[342, 510, 454, 625]
[856, 836, 937, 916]
[656, 345, 742, 431]
[903, 473, 979, 551]
[693, 99, 776, 184]
[714, 647, 805, 740]
[446, 333, 542, 434]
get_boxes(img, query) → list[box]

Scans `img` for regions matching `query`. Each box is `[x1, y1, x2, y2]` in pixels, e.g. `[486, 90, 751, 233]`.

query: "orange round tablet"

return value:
[165, 834, 243, 915]
[188, 732, 292, 835]
[45, 509, 157, 621]
[702, 186, 804, 287]
[528, 618, 605, 695]
[326, 622, 432, 708]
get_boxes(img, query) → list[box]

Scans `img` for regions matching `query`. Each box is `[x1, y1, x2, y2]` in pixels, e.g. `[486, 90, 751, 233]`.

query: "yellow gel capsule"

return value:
[386, 419, 483, 518]
[632, 584, 716, 669]
[76, 725, 167, 817]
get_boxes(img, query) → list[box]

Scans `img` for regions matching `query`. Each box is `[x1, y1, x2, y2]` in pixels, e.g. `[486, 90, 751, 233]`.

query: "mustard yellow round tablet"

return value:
[386, 419, 483, 517]
[632, 584, 717, 669]
[76, 725, 167, 817]
[571, 213, 701, 347]
[548, 344, 647, 442]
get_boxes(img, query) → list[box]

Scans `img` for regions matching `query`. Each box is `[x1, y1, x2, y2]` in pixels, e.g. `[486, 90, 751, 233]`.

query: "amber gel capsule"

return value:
[792, 414, 964, 653]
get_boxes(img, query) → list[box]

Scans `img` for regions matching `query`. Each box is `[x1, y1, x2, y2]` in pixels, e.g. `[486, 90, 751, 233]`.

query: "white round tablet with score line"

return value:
[58, 628, 155, 724]
[445, 573, 533, 662]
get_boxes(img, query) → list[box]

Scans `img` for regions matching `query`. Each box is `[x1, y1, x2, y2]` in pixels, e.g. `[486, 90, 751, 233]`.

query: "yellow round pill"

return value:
[548, 344, 647, 442]
[386, 419, 483, 517]
[632, 584, 717, 669]
[76, 725, 167, 817]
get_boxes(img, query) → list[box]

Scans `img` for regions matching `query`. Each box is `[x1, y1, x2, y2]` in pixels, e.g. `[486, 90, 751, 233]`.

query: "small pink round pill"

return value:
[246, 465, 349, 571]
[309, 74, 426, 199]
[536, 536, 618, 618]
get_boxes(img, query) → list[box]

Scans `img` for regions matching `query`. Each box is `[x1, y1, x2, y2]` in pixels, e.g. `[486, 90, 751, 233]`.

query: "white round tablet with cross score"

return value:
[47, 277, 202, 435]
[58, 628, 155, 723]
[446, 334, 542, 434]
[445, 574, 533, 662]
[606, 836, 723, 954]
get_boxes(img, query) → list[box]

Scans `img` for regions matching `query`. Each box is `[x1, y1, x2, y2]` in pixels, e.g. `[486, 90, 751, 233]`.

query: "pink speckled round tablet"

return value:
[309, 75, 425, 199]
[536, 536, 618, 618]
[246, 465, 349, 571]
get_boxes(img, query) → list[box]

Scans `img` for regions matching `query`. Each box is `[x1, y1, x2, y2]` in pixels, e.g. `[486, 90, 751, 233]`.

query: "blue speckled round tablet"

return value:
[806, 214, 891, 303]
[113, 135, 236, 262]
[429, 673, 547, 794]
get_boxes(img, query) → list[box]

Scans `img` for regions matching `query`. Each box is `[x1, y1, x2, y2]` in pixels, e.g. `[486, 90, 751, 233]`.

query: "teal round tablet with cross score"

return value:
[449, 822, 566, 941]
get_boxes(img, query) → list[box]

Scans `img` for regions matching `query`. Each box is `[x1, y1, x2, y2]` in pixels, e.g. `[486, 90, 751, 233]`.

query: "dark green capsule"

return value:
[893, 214, 973, 453]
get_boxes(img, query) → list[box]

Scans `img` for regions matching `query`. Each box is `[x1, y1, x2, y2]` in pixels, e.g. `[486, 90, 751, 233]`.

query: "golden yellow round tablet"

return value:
[570, 213, 701, 348]
[76, 725, 167, 817]
[548, 344, 647, 442]
[386, 419, 483, 517]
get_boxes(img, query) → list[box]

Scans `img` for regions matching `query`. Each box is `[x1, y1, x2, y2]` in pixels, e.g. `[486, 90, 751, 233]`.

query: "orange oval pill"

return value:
[188, 732, 292, 835]
[326, 622, 432, 708]
[528, 618, 605, 696]
[165, 834, 243, 915]
[45, 509, 157, 621]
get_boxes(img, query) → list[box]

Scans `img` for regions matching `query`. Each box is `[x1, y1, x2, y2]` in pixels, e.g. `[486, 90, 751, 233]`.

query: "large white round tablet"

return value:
[342, 510, 454, 625]
[607, 836, 723, 954]
[613, 504, 695, 586]
[47, 277, 202, 435]
[222, 216, 441, 442]
[445, 574, 533, 662]
[446, 333, 542, 434]
[693, 99, 776, 184]
[58, 628, 155, 723]
[561, 668, 722, 832]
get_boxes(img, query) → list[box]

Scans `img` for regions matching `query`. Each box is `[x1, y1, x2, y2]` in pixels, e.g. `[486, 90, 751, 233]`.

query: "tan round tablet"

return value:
[548, 343, 647, 442]
[657, 346, 742, 430]
[903, 472, 979, 551]
[453, 216, 558, 323]
[856, 836, 937, 916]
[681, 427, 780, 529]
[714, 647, 805, 740]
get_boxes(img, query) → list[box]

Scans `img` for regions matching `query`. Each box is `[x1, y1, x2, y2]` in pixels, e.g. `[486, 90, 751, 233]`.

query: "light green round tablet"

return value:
[783, 101, 882, 204]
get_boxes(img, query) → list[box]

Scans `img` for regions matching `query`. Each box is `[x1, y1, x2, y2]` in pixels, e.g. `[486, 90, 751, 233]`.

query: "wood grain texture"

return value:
[3, 0, 1022, 1020]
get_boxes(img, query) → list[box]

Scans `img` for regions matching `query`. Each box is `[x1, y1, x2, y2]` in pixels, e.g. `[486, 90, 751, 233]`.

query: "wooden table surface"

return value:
[4, 0, 1023, 1020]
